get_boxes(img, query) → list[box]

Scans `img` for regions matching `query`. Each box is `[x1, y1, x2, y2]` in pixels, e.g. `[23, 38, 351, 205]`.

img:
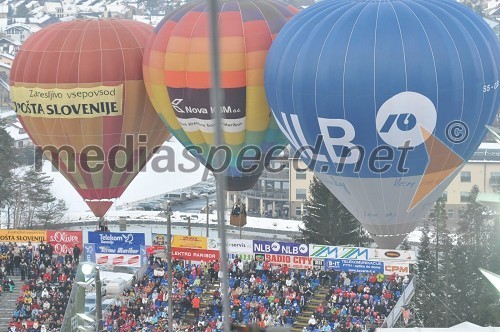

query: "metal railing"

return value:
[381, 276, 416, 328]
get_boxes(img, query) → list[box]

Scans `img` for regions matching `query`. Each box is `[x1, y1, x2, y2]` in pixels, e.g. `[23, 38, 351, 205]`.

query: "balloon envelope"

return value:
[10, 19, 171, 217]
[143, 0, 297, 191]
[265, 0, 500, 248]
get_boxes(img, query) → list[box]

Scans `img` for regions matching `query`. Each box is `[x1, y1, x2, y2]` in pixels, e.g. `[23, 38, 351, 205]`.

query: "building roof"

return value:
[5, 122, 30, 141]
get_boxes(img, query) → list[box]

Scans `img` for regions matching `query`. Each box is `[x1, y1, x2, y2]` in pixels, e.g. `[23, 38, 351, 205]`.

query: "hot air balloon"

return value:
[143, 0, 298, 192]
[10, 19, 171, 217]
[265, 0, 500, 248]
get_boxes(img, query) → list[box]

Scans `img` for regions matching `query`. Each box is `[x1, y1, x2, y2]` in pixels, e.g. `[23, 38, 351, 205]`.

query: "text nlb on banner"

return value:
[88, 232, 145, 246]
[208, 238, 253, 253]
[0, 230, 46, 243]
[325, 259, 384, 274]
[253, 240, 309, 257]
[47, 230, 82, 255]
[171, 247, 220, 262]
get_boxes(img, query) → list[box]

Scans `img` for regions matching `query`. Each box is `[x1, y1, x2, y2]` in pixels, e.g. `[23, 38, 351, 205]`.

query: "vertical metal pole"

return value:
[166, 204, 173, 332]
[206, 196, 210, 237]
[188, 216, 191, 236]
[207, 0, 231, 330]
[95, 268, 103, 332]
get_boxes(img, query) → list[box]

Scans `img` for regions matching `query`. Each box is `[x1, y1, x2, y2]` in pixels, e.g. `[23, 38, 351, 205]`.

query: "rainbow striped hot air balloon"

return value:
[143, 0, 298, 191]
[10, 19, 171, 217]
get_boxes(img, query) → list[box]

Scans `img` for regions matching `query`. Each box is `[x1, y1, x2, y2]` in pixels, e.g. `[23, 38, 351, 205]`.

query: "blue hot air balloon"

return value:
[265, 0, 500, 248]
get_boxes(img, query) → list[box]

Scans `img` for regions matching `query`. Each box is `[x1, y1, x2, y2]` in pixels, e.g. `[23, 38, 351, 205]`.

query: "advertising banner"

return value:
[309, 245, 370, 260]
[256, 253, 314, 270]
[152, 233, 168, 246]
[47, 230, 83, 255]
[325, 259, 384, 274]
[94, 244, 141, 255]
[171, 235, 207, 249]
[95, 253, 141, 267]
[313, 258, 324, 270]
[140, 246, 148, 266]
[88, 232, 145, 246]
[369, 249, 416, 263]
[208, 238, 253, 253]
[384, 262, 410, 276]
[253, 240, 309, 257]
[11, 85, 123, 119]
[228, 253, 254, 261]
[0, 230, 46, 243]
[83, 243, 96, 263]
[171, 247, 220, 262]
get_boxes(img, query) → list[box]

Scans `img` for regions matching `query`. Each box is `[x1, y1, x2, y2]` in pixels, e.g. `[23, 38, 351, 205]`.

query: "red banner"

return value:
[171, 247, 220, 262]
[47, 230, 83, 255]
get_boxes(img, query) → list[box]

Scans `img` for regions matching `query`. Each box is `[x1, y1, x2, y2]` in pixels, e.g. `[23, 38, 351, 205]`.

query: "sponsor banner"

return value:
[309, 244, 370, 260]
[171, 247, 220, 262]
[0, 230, 46, 243]
[147, 245, 166, 255]
[172, 235, 207, 250]
[83, 243, 96, 263]
[369, 249, 416, 263]
[313, 259, 324, 270]
[11, 85, 123, 119]
[384, 262, 410, 276]
[140, 246, 148, 266]
[228, 253, 254, 261]
[253, 240, 309, 257]
[94, 244, 141, 255]
[256, 253, 314, 270]
[152, 233, 168, 246]
[325, 259, 384, 274]
[88, 232, 145, 246]
[208, 238, 253, 253]
[95, 253, 141, 267]
[47, 230, 83, 255]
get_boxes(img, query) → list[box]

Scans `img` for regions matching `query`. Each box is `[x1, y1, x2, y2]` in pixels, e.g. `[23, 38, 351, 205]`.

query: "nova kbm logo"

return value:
[299, 244, 308, 254]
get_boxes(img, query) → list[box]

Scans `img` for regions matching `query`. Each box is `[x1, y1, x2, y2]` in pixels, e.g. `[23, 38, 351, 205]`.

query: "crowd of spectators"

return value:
[2, 242, 78, 332]
[103, 255, 409, 332]
[302, 270, 410, 331]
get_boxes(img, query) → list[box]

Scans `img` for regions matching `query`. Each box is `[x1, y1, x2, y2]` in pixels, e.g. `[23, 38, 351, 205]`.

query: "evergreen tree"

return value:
[415, 219, 435, 326]
[300, 176, 370, 246]
[0, 120, 17, 208]
[449, 185, 497, 325]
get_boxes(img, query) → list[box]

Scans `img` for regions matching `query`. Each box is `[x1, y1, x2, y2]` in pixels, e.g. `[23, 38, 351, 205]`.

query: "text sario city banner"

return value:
[88, 231, 145, 246]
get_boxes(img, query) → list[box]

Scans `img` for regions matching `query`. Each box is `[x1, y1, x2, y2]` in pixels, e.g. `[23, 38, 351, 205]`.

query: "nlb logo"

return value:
[274, 91, 464, 175]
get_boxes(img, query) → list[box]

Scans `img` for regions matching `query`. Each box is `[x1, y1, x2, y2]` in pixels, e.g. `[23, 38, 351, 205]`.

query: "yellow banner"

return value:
[171, 235, 207, 250]
[10, 85, 123, 118]
[0, 230, 47, 242]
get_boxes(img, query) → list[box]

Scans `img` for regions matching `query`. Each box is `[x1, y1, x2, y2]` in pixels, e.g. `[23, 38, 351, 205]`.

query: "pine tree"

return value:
[300, 176, 370, 246]
[450, 185, 497, 325]
[0, 120, 18, 208]
[415, 219, 435, 326]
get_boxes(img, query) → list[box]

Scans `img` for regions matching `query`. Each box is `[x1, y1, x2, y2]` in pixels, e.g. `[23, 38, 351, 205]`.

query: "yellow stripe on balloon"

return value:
[245, 86, 270, 132]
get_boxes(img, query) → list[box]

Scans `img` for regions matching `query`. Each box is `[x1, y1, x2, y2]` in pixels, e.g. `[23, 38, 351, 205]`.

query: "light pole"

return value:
[80, 262, 102, 332]
[163, 201, 174, 332]
[206, 194, 210, 237]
